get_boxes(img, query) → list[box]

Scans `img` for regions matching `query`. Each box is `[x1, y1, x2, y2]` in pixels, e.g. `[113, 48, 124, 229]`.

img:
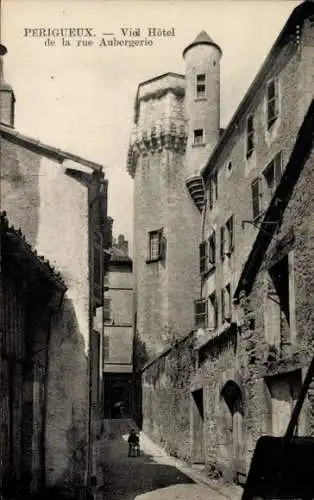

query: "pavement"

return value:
[97, 419, 243, 500]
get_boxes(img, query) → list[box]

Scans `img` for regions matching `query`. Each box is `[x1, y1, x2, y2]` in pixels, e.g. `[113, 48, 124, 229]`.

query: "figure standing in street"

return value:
[128, 429, 140, 457]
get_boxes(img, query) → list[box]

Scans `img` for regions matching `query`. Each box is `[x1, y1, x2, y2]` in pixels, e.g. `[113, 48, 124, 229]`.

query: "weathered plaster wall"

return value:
[1, 140, 90, 488]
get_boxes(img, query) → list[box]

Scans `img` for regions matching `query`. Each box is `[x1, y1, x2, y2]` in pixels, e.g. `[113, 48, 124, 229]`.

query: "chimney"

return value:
[0, 44, 15, 127]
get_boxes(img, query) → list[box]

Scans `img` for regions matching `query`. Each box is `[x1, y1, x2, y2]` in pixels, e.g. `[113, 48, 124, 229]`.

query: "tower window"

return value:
[193, 129, 204, 146]
[148, 228, 165, 262]
[196, 74, 206, 99]
[246, 114, 255, 158]
[267, 78, 279, 129]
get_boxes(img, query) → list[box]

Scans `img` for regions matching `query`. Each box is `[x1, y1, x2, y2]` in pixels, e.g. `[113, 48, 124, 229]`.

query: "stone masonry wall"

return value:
[142, 335, 195, 461]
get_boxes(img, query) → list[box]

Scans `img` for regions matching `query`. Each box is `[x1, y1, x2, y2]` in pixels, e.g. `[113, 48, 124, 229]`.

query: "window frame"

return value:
[267, 78, 279, 130]
[195, 298, 208, 329]
[196, 73, 207, 99]
[147, 228, 165, 263]
[246, 114, 255, 158]
[263, 152, 282, 199]
[193, 128, 205, 146]
[208, 231, 216, 266]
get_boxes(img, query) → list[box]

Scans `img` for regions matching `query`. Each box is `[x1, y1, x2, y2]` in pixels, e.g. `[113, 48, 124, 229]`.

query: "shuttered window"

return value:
[246, 114, 255, 158]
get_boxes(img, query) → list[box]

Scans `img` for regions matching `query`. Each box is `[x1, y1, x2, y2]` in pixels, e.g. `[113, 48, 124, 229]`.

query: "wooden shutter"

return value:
[220, 226, 225, 260]
[221, 288, 225, 322]
[208, 232, 216, 265]
[274, 152, 282, 187]
[199, 241, 207, 274]
[251, 178, 261, 219]
[227, 216, 234, 252]
[93, 231, 103, 307]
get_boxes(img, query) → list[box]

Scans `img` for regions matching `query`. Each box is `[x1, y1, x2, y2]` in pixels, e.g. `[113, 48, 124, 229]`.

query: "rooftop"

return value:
[183, 30, 222, 57]
[0, 123, 103, 171]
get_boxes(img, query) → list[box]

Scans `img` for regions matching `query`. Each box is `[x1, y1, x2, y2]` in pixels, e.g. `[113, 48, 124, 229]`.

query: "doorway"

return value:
[191, 388, 205, 464]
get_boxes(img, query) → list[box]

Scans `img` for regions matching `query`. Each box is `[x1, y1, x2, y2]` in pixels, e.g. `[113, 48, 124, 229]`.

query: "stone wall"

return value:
[141, 335, 195, 461]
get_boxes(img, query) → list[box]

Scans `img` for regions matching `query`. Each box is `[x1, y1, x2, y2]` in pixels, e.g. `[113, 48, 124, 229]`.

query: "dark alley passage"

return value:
[99, 419, 226, 500]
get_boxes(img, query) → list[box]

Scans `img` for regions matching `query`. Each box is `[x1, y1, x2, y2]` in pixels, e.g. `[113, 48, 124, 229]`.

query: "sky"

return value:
[1, 0, 300, 256]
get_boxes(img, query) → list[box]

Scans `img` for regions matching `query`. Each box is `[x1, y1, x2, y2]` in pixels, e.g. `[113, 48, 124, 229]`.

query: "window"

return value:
[209, 172, 218, 209]
[226, 216, 234, 255]
[103, 335, 109, 361]
[220, 226, 225, 261]
[221, 284, 232, 323]
[208, 231, 216, 266]
[267, 79, 279, 129]
[246, 114, 255, 158]
[194, 129, 204, 146]
[196, 74, 206, 99]
[148, 229, 165, 262]
[251, 178, 262, 220]
[199, 240, 208, 275]
[263, 152, 282, 201]
[195, 298, 208, 328]
[208, 292, 218, 329]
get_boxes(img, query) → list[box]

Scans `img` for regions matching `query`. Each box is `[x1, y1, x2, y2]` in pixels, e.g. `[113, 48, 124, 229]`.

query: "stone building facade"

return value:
[128, 0, 314, 485]
[0, 44, 111, 494]
[103, 234, 134, 418]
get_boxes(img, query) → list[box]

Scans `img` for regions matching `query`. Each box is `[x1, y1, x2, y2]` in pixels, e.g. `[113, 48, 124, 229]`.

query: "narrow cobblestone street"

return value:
[99, 420, 231, 500]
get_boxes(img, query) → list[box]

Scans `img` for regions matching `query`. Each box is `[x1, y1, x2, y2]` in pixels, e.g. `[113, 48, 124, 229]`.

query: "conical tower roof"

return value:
[183, 30, 222, 57]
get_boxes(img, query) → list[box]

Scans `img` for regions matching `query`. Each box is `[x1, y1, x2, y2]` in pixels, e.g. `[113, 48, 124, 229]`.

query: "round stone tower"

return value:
[183, 31, 222, 175]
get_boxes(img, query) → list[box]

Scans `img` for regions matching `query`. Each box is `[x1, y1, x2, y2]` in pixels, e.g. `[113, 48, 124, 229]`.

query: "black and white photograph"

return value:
[1, 1, 314, 498]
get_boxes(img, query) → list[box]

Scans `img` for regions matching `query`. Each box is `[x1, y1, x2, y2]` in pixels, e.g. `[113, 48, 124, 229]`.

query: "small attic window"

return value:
[196, 74, 206, 99]
[193, 129, 204, 146]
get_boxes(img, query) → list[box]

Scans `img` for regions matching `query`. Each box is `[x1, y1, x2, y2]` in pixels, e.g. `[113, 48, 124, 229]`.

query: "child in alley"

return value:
[127, 428, 140, 457]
